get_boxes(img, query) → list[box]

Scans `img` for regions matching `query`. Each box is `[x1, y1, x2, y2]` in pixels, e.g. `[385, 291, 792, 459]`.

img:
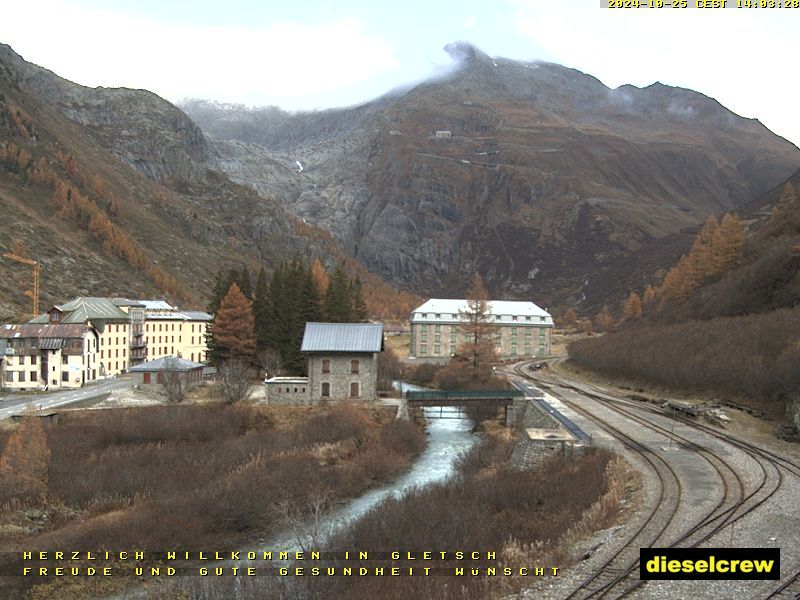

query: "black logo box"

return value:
[640, 548, 780, 580]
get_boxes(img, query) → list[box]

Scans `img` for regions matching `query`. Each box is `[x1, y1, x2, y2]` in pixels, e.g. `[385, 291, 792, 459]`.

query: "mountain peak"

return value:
[443, 41, 491, 66]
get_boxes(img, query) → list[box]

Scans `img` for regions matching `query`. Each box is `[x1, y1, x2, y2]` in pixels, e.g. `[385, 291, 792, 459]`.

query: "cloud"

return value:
[0, 1, 398, 108]
[509, 0, 800, 146]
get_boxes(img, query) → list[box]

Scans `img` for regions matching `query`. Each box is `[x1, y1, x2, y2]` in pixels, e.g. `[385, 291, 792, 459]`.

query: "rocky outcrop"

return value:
[0, 44, 208, 183]
[185, 44, 800, 304]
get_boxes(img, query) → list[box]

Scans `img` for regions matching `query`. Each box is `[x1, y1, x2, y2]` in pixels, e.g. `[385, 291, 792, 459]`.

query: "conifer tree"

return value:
[710, 213, 745, 275]
[457, 274, 497, 379]
[0, 416, 50, 501]
[212, 282, 256, 362]
[237, 266, 252, 300]
[310, 259, 329, 310]
[621, 291, 643, 322]
[594, 308, 614, 332]
[324, 263, 352, 322]
[253, 266, 272, 353]
[350, 275, 368, 322]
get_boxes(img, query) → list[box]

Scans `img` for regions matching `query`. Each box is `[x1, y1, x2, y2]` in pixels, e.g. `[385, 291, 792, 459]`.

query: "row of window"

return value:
[418, 344, 546, 356]
[4, 368, 100, 384]
[321, 359, 360, 374]
[144, 322, 207, 333]
[274, 386, 307, 394]
[417, 313, 548, 323]
[320, 382, 360, 398]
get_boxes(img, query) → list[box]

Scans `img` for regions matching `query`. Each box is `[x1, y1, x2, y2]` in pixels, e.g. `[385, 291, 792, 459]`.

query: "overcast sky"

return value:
[2, 1, 798, 147]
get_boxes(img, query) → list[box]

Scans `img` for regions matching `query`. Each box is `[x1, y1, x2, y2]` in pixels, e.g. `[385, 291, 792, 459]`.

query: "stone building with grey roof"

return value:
[129, 356, 204, 393]
[264, 322, 384, 405]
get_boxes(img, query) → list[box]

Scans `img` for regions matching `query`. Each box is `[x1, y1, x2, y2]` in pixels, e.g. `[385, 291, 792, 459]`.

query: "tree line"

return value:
[207, 259, 369, 375]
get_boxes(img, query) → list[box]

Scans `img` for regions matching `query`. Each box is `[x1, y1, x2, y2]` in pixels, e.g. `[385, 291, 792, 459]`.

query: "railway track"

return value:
[510, 362, 800, 599]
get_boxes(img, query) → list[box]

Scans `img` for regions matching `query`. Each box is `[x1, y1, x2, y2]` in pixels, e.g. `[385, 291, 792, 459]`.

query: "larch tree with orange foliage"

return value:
[212, 282, 256, 363]
[621, 291, 643, 322]
[0, 416, 50, 502]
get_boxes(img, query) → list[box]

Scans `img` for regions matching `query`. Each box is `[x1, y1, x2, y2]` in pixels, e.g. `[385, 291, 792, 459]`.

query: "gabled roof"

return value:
[0, 323, 94, 340]
[29, 297, 130, 324]
[301, 322, 383, 353]
[410, 299, 553, 325]
[129, 356, 204, 372]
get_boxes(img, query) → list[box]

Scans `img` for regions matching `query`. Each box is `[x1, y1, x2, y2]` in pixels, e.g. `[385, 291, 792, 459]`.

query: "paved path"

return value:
[0, 378, 129, 419]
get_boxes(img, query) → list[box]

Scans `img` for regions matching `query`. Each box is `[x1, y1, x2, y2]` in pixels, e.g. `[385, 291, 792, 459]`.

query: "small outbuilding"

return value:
[264, 376, 310, 405]
[129, 356, 204, 392]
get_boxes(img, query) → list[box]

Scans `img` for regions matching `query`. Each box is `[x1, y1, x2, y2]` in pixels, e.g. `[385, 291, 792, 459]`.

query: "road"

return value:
[0, 377, 129, 419]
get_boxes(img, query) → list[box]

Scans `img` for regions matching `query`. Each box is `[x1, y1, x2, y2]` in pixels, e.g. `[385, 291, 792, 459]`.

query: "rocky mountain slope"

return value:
[0, 44, 374, 319]
[183, 42, 800, 307]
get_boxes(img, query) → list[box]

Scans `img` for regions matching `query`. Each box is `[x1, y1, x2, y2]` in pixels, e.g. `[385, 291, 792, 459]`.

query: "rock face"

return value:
[0, 44, 208, 183]
[183, 43, 800, 304]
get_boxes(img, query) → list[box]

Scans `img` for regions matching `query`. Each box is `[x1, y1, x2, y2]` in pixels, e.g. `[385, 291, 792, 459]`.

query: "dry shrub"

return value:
[569, 306, 800, 409]
[6, 401, 426, 574]
[312, 446, 617, 600]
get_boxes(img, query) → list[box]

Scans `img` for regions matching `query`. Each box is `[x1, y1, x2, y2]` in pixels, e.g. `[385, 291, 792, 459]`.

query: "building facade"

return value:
[264, 376, 310, 405]
[28, 298, 212, 374]
[129, 356, 204, 393]
[141, 303, 211, 364]
[301, 322, 383, 403]
[0, 323, 100, 390]
[31, 298, 131, 377]
[409, 299, 553, 360]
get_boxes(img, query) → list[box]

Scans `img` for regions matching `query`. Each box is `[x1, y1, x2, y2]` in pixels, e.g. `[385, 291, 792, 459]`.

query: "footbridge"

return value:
[404, 389, 524, 421]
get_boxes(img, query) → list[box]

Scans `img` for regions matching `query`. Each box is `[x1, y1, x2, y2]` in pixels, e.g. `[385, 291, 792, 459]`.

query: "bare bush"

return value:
[160, 374, 186, 403]
[257, 347, 283, 379]
[214, 359, 254, 404]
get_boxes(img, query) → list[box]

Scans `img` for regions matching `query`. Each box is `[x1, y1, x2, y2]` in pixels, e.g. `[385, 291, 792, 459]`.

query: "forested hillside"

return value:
[569, 175, 800, 424]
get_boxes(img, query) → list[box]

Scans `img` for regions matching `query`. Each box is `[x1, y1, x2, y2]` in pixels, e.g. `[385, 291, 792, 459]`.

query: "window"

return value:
[513, 316, 518, 321]
[451, 314, 457, 319]
[350, 382, 360, 398]
[29, 355, 36, 365]
[526, 316, 531, 322]
[420, 344, 427, 355]
[143, 373, 151, 384]
[540, 317, 546, 322]
[30, 370, 37, 382]
[434, 345, 441, 355]
[116, 349, 119, 358]
[286, 387, 290, 393]
[435, 313, 441, 319]
[321, 382, 330, 397]
[101, 350, 104, 359]
[511, 327, 517, 334]
[322, 359, 330, 374]
[435, 324, 441, 332]
[351, 359, 360, 374]
[434, 334, 441, 343]
[62, 371, 68, 382]
[51, 312, 60, 322]
[5, 371, 12, 383]
[62, 355, 68, 365]
[19, 371, 25, 382]
[157, 373, 165, 384]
